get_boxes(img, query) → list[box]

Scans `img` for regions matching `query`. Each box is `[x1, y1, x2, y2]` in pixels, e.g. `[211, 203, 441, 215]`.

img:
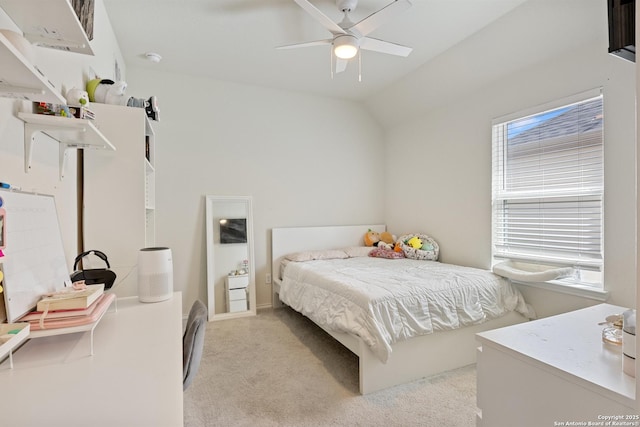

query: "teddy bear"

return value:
[86, 78, 160, 121]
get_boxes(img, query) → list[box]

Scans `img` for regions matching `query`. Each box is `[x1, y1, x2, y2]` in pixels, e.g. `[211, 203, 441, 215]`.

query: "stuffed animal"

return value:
[86, 78, 160, 121]
[377, 241, 394, 250]
[380, 231, 395, 245]
[65, 88, 89, 107]
[364, 229, 380, 247]
[407, 236, 423, 249]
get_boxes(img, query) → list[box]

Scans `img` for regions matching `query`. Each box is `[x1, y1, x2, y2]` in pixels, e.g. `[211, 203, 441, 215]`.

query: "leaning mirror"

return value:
[205, 195, 256, 320]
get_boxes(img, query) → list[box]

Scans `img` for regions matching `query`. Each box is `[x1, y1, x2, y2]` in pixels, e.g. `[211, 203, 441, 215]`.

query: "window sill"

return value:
[512, 279, 609, 301]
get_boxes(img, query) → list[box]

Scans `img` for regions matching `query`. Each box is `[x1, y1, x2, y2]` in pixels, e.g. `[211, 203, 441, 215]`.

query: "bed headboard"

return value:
[271, 224, 386, 285]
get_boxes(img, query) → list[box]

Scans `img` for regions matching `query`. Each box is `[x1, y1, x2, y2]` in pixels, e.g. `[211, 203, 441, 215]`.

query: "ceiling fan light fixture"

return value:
[333, 35, 358, 59]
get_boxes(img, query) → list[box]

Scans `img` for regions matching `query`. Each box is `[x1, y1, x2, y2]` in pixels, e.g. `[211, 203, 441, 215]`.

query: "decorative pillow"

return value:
[284, 249, 348, 262]
[369, 247, 406, 259]
[492, 260, 575, 282]
[397, 234, 439, 261]
[343, 246, 373, 258]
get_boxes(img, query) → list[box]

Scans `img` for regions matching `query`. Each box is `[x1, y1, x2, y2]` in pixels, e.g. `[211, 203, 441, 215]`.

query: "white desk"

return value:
[0, 293, 184, 427]
[476, 303, 637, 427]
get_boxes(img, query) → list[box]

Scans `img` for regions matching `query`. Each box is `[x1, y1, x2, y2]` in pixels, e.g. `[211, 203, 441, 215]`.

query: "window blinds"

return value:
[492, 95, 603, 272]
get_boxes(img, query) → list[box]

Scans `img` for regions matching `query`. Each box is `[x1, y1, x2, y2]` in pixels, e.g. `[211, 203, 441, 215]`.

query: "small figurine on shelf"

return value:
[65, 87, 89, 107]
[86, 78, 160, 121]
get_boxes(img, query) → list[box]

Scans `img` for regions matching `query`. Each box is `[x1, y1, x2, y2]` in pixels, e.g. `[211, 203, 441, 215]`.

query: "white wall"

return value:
[121, 68, 386, 311]
[366, 0, 636, 318]
[1, 0, 634, 321]
[0, 0, 124, 272]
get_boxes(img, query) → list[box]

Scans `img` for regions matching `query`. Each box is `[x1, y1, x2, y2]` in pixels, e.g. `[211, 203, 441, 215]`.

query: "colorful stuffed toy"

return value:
[398, 233, 440, 261]
[365, 229, 398, 248]
[86, 78, 160, 121]
[407, 236, 423, 249]
[364, 229, 381, 247]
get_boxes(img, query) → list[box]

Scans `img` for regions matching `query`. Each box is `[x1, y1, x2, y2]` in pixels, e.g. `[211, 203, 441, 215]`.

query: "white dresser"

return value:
[476, 304, 637, 427]
[226, 274, 249, 312]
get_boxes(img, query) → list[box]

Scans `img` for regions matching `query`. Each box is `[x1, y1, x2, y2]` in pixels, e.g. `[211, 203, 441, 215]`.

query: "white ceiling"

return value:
[103, 0, 528, 101]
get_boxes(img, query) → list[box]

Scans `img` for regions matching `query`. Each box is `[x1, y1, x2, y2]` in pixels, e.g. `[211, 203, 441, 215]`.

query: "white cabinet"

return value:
[226, 274, 249, 313]
[83, 103, 155, 297]
[476, 304, 637, 427]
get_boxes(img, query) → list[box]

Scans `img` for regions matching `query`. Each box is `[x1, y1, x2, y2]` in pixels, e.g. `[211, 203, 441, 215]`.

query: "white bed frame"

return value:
[271, 224, 527, 394]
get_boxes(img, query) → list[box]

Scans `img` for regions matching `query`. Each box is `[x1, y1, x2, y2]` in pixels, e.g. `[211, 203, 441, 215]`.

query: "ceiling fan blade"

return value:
[276, 39, 332, 49]
[335, 58, 348, 73]
[360, 37, 412, 57]
[294, 0, 346, 35]
[350, 0, 413, 38]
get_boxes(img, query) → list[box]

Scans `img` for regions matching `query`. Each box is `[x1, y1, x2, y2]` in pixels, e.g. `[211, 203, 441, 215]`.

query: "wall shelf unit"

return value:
[0, 31, 65, 103]
[84, 104, 157, 297]
[0, 0, 94, 55]
[17, 112, 115, 180]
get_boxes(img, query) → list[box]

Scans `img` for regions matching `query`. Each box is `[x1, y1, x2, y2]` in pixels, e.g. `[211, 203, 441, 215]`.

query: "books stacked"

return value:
[20, 284, 112, 330]
[71, 106, 95, 120]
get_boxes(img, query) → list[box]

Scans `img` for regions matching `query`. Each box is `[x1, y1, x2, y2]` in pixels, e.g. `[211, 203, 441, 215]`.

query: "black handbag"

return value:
[70, 250, 117, 289]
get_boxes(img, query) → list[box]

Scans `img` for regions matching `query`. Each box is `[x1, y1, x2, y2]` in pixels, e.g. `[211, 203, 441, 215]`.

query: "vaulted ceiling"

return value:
[103, 0, 528, 101]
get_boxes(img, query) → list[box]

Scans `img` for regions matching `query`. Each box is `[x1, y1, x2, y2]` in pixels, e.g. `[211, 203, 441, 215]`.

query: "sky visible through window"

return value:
[507, 107, 571, 139]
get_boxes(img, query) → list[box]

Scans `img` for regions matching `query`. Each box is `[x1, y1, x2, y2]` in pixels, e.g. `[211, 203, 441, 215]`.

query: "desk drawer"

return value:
[228, 288, 246, 301]
[227, 275, 249, 289]
[229, 299, 247, 312]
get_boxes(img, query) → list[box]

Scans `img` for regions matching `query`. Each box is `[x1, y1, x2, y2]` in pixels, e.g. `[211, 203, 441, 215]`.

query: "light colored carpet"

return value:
[184, 307, 477, 427]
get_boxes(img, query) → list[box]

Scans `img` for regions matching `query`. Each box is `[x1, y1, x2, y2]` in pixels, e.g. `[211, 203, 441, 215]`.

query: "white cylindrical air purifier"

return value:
[138, 247, 173, 303]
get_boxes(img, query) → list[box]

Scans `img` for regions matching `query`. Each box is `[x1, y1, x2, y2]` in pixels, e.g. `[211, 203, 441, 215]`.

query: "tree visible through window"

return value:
[492, 93, 604, 288]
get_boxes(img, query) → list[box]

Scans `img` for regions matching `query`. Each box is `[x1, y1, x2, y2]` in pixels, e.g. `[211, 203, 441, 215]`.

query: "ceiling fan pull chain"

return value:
[330, 49, 335, 79]
[358, 49, 362, 82]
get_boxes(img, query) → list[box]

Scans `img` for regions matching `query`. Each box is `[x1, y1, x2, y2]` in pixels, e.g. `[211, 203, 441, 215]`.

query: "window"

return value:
[492, 91, 604, 288]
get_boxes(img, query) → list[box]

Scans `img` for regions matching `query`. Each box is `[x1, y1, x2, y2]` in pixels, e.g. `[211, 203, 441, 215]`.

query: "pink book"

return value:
[19, 297, 101, 321]
[27, 293, 116, 330]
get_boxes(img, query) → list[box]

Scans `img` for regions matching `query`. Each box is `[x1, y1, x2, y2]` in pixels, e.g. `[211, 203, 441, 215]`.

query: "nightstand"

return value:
[226, 274, 249, 312]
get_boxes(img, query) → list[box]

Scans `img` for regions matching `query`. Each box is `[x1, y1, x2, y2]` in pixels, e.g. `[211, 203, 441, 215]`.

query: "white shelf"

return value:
[28, 294, 116, 356]
[17, 112, 116, 180]
[0, 323, 29, 368]
[0, 0, 94, 55]
[0, 31, 64, 103]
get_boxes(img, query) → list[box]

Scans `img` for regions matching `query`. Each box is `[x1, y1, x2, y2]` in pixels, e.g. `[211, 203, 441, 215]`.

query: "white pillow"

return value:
[284, 249, 348, 262]
[343, 246, 373, 258]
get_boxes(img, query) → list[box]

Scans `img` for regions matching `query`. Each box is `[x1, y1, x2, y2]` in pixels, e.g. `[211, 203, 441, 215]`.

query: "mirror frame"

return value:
[205, 195, 256, 321]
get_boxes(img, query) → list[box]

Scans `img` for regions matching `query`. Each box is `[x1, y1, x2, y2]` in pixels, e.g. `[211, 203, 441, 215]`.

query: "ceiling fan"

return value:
[277, 0, 413, 75]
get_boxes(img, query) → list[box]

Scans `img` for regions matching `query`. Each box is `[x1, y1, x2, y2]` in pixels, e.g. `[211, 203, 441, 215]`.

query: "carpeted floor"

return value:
[184, 307, 477, 427]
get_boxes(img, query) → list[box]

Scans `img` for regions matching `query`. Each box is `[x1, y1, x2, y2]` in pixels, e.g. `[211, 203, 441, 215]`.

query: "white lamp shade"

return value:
[333, 35, 358, 59]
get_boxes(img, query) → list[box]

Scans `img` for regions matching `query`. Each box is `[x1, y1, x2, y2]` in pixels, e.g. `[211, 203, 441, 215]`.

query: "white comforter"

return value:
[279, 257, 532, 363]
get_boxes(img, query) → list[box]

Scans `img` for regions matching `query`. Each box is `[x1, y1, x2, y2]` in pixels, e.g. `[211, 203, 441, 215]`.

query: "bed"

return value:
[271, 224, 533, 394]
